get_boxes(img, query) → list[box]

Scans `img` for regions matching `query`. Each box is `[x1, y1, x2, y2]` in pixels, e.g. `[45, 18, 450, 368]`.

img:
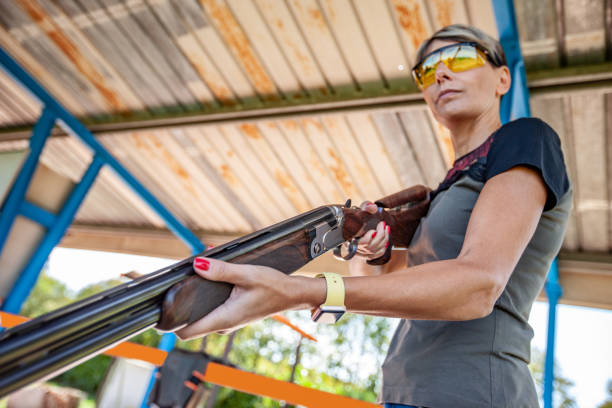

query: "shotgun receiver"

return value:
[0, 185, 429, 397]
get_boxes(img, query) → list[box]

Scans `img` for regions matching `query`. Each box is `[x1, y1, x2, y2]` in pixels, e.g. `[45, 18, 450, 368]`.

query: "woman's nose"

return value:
[435, 62, 452, 84]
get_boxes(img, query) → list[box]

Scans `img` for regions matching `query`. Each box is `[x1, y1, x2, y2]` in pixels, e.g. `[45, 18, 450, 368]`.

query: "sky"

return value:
[46, 247, 612, 407]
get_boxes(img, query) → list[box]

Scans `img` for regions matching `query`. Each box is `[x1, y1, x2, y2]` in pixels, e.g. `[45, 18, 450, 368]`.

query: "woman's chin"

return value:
[435, 105, 475, 123]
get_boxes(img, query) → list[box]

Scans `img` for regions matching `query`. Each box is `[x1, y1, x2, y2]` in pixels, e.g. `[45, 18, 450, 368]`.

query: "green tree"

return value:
[529, 347, 577, 408]
[596, 379, 612, 408]
[21, 271, 73, 318]
[192, 311, 393, 407]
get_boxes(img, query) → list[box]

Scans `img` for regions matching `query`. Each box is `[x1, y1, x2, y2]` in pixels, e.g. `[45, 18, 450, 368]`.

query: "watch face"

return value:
[312, 306, 346, 324]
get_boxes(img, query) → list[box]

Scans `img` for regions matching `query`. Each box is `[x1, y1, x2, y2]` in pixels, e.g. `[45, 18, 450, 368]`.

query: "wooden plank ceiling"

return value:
[0, 0, 611, 309]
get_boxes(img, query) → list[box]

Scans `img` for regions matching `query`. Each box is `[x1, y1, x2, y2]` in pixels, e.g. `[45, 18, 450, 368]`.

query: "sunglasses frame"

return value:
[411, 42, 489, 89]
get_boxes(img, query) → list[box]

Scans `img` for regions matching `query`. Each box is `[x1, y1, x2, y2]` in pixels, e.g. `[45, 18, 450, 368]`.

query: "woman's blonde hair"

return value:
[414, 24, 507, 68]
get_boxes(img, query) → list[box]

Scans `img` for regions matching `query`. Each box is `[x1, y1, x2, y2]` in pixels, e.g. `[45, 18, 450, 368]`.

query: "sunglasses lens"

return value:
[413, 44, 486, 89]
[444, 45, 485, 72]
[418, 54, 439, 88]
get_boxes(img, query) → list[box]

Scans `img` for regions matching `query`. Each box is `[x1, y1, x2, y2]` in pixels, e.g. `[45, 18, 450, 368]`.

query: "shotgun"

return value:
[0, 185, 430, 397]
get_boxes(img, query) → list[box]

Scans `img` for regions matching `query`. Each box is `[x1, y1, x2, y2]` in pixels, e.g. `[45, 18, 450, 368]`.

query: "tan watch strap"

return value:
[315, 273, 345, 308]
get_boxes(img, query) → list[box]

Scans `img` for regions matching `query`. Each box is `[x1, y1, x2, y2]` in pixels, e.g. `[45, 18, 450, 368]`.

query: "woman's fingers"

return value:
[353, 221, 390, 259]
[360, 201, 379, 214]
[369, 221, 387, 248]
[175, 287, 244, 339]
[177, 258, 295, 339]
[193, 257, 253, 287]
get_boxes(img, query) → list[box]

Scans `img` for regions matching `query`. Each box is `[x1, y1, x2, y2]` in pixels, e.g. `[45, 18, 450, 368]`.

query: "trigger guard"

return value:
[333, 238, 359, 261]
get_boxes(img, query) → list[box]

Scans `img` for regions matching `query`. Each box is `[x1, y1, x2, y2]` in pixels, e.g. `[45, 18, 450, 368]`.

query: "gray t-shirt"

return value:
[380, 118, 572, 408]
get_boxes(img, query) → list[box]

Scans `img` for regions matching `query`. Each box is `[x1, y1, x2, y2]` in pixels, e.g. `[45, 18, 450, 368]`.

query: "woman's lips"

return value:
[436, 89, 461, 103]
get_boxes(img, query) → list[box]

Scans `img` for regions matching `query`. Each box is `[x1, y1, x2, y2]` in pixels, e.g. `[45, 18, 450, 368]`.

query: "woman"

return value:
[177, 25, 571, 408]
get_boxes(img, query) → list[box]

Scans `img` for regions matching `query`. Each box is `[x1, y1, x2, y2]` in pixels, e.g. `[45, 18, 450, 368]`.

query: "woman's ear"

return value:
[496, 66, 511, 97]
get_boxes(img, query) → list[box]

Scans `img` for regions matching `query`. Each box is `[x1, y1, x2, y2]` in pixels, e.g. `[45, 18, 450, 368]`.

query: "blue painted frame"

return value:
[0, 108, 55, 255]
[0, 45, 203, 405]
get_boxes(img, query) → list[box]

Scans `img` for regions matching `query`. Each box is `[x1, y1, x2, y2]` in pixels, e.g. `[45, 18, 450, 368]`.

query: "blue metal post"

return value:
[543, 259, 562, 408]
[491, 0, 531, 122]
[0, 108, 55, 253]
[140, 333, 177, 408]
[2, 156, 104, 313]
[0, 46, 204, 254]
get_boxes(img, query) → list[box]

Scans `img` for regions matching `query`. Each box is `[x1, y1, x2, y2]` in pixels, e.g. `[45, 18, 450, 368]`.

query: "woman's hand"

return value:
[175, 257, 324, 340]
[348, 201, 391, 261]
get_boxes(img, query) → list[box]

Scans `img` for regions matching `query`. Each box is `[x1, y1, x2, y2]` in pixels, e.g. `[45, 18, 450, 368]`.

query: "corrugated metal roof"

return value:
[0, 0, 610, 260]
[34, 108, 452, 234]
[0, 0, 501, 120]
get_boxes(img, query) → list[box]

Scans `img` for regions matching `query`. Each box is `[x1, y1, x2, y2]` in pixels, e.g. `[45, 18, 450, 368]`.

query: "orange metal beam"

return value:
[271, 314, 317, 342]
[195, 364, 378, 408]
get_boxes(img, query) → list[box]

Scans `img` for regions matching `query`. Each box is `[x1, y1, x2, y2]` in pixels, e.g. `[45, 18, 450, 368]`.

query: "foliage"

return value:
[528, 347, 577, 408]
[74, 279, 123, 300]
[196, 311, 394, 407]
[21, 271, 73, 317]
[597, 379, 612, 408]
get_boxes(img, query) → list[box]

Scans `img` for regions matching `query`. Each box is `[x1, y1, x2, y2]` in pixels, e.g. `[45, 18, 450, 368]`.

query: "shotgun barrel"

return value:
[0, 205, 345, 397]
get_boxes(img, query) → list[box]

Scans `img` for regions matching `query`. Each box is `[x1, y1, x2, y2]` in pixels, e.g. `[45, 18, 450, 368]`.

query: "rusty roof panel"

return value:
[391, 0, 434, 63]
[148, 0, 234, 105]
[320, 0, 383, 92]
[0, 1, 107, 115]
[288, 0, 355, 95]
[255, 0, 328, 97]
[345, 113, 403, 196]
[18, 0, 141, 112]
[227, 0, 303, 99]
[201, 0, 279, 99]
[277, 119, 346, 203]
[0, 78, 35, 127]
[352, 0, 412, 90]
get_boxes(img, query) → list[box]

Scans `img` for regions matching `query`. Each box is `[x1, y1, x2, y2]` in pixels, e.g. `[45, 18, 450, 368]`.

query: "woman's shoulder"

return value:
[486, 117, 569, 211]
[494, 117, 560, 142]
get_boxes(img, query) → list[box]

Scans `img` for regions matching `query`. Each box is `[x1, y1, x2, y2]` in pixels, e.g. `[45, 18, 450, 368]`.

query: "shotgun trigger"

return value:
[332, 238, 359, 261]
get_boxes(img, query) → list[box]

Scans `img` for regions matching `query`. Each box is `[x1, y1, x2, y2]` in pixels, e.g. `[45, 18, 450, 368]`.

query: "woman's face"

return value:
[419, 39, 510, 126]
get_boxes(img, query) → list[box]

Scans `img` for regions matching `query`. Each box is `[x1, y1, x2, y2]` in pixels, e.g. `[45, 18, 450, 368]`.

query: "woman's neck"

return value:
[446, 109, 502, 160]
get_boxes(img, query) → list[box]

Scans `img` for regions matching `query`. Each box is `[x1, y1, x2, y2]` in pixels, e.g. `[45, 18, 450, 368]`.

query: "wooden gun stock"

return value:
[342, 185, 431, 248]
[157, 229, 312, 331]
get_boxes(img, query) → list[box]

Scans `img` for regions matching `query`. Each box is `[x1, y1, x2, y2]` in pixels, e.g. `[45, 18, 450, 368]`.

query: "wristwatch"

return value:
[311, 273, 346, 324]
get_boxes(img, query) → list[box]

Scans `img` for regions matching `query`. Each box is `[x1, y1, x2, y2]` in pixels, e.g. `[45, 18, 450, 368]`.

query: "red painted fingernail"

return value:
[382, 221, 386, 228]
[372, 232, 377, 238]
[386, 225, 391, 233]
[194, 258, 210, 271]
[385, 241, 389, 248]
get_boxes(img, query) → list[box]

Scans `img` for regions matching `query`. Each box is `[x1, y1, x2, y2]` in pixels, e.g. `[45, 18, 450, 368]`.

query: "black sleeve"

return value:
[485, 117, 570, 211]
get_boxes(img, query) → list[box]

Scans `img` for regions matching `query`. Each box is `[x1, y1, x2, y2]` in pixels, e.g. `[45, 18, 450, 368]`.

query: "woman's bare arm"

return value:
[176, 166, 547, 339]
